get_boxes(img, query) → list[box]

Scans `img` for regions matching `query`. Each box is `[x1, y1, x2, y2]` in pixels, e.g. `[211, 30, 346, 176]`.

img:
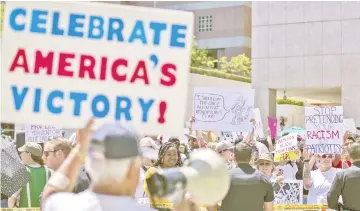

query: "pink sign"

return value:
[268, 117, 277, 138]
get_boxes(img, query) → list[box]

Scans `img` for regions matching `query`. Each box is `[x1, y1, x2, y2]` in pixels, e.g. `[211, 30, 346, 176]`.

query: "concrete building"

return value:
[252, 1, 360, 128]
[134, 1, 252, 59]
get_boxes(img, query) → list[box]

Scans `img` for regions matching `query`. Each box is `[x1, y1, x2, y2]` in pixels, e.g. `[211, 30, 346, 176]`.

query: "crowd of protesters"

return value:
[1, 116, 360, 211]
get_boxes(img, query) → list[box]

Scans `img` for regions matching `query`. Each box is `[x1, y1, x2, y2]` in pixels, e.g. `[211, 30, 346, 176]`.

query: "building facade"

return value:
[134, 1, 252, 59]
[252, 1, 360, 127]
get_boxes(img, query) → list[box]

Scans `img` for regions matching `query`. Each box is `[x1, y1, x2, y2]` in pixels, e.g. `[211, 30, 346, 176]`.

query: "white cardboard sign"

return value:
[304, 106, 344, 154]
[1, 1, 194, 136]
[192, 87, 254, 132]
[25, 124, 63, 143]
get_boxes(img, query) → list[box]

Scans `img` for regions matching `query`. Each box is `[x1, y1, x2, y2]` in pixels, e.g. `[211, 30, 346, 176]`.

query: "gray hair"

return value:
[348, 141, 360, 161]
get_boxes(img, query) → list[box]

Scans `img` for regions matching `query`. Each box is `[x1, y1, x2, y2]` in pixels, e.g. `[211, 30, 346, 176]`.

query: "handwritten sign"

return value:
[25, 125, 62, 143]
[268, 117, 278, 138]
[193, 87, 254, 132]
[274, 133, 298, 162]
[1, 2, 194, 136]
[305, 106, 344, 154]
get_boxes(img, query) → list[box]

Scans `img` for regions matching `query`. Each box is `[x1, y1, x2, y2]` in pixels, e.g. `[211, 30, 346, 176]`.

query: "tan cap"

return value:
[185, 131, 197, 139]
[18, 142, 43, 157]
[257, 153, 274, 163]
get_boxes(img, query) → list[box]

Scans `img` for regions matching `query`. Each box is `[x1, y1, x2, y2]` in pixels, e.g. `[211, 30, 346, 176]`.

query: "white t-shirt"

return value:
[43, 190, 156, 211]
[275, 163, 298, 180]
[307, 168, 340, 205]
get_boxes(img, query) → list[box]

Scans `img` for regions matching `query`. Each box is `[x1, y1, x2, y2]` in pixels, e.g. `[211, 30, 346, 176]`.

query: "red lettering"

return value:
[58, 53, 75, 77]
[9, 49, 29, 73]
[160, 63, 177, 86]
[34, 51, 54, 75]
[130, 61, 149, 85]
[79, 55, 96, 79]
[111, 59, 128, 81]
[99, 57, 108, 81]
[307, 130, 340, 140]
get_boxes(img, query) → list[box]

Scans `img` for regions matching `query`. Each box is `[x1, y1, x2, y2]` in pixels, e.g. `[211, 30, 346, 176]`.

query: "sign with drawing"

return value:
[271, 180, 303, 205]
[25, 124, 62, 143]
[192, 87, 254, 132]
[305, 106, 344, 154]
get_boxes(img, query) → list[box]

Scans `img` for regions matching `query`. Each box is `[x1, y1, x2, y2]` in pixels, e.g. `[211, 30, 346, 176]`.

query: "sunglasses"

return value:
[43, 149, 61, 157]
[259, 162, 272, 166]
[321, 154, 333, 159]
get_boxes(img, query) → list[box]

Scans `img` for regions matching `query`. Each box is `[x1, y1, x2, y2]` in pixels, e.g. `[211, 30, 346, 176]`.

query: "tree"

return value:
[191, 36, 217, 68]
[219, 54, 251, 76]
[0, 3, 4, 35]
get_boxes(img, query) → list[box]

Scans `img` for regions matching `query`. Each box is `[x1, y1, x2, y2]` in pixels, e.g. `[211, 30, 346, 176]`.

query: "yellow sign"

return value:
[0, 204, 327, 211]
[274, 150, 298, 162]
[0, 209, 40, 211]
[274, 204, 327, 210]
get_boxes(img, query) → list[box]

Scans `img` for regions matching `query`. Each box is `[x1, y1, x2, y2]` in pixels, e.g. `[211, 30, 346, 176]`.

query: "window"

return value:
[198, 15, 212, 32]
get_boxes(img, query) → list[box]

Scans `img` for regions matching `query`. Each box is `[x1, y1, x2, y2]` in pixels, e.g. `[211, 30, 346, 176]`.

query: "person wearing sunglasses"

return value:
[8, 142, 51, 208]
[256, 153, 284, 184]
[303, 153, 340, 205]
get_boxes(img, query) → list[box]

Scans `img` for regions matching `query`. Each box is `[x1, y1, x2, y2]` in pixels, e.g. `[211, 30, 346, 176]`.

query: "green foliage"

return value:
[276, 98, 304, 106]
[191, 36, 217, 68]
[218, 54, 251, 77]
[0, 2, 4, 36]
[190, 67, 251, 83]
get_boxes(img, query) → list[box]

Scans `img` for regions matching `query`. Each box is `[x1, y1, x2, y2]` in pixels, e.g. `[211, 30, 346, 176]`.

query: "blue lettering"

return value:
[34, 88, 42, 113]
[47, 90, 64, 114]
[30, 10, 48, 34]
[91, 95, 109, 118]
[115, 97, 132, 121]
[9, 8, 26, 31]
[88, 16, 104, 39]
[11, 86, 28, 110]
[170, 24, 187, 48]
[138, 98, 154, 123]
[150, 22, 166, 46]
[52, 12, 64, 35]
[68, 13, 85, 37]
[128, 20, 147, 45]
[70, 92, 88, 116]
[107, 18, 124, 41]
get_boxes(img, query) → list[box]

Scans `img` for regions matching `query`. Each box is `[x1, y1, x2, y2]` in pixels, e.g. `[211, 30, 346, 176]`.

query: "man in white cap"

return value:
[216, 141, 235, 170]
[41, 120, 194, 211]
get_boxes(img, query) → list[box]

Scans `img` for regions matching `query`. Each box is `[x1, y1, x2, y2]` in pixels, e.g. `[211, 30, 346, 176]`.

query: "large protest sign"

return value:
[274, 133, 298, 162]
[271, 180, 303, 205]
[1, 2, 193, 136]
[25, 124, 62, 143]
[305, 106, 344, 154]
[192, 87, 254, 132]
